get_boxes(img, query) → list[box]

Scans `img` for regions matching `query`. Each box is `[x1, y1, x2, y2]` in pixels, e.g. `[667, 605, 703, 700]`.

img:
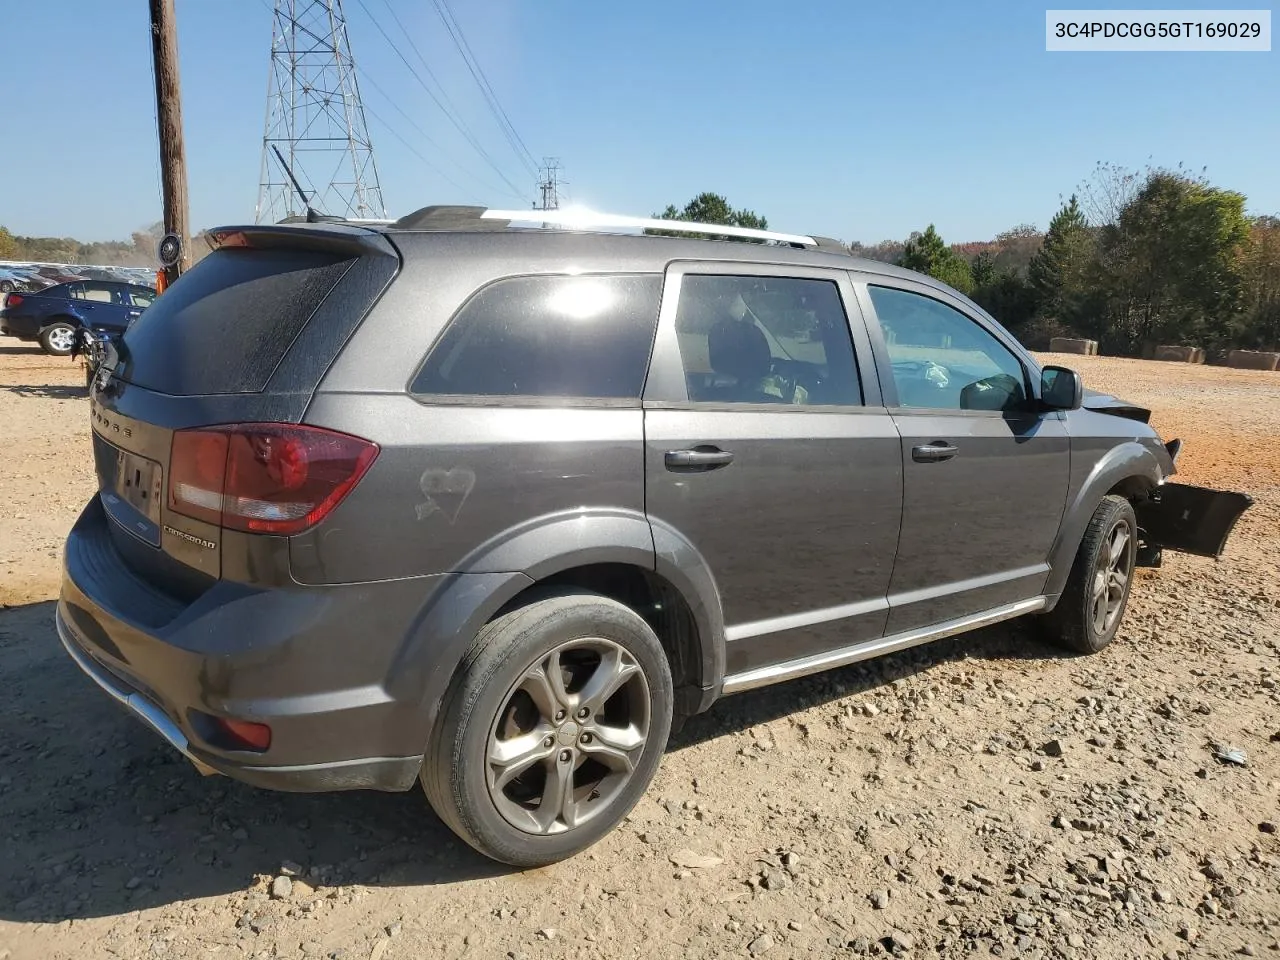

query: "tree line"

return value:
[667, 165, 1280, 355]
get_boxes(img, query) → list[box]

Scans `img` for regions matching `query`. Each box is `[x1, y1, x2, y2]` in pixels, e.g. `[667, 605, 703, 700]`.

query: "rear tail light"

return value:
[214, 717, 272, 752]
[168, 423, 378, 535]
[3, 293, 22, 309]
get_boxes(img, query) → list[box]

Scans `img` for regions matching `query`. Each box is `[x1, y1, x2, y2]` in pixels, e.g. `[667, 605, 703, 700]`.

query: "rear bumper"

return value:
[0, 313, 40, 338]
[57, 498, 442, 792]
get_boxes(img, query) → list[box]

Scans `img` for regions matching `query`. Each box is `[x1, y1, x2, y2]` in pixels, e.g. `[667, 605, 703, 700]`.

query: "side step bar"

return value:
[721, 597, 1047, 694]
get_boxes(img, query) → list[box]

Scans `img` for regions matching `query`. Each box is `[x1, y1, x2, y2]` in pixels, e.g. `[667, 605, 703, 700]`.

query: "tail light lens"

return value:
[168, 423, 378, 535]
[3, 293, 22, 309]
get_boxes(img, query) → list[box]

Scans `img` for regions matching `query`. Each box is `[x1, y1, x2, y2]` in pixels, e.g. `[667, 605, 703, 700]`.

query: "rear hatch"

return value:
[89, 224, 397, 595]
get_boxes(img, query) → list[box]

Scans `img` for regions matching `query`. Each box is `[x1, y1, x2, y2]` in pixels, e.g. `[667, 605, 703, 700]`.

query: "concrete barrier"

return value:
[1153, 345, 1205, 364]
[1049, 338, 1098, 355]
[1226, 350, 1280, 371]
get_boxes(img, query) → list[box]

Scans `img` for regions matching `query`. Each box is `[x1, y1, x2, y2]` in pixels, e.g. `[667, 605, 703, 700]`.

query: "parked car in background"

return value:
[0, 267, 32, 293]
[0, 279, 154, 354]
[52, 207, 1251, 867]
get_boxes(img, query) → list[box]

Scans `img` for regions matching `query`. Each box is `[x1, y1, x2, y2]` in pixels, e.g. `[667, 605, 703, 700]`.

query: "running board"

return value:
[720, 596, 1047, 694]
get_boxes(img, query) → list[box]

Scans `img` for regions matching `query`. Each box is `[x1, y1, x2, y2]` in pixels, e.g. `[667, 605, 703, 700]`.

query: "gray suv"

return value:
[57, 207, 1250, 866]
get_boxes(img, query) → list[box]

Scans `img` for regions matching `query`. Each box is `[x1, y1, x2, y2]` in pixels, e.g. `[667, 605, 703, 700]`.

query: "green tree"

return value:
[901, 224, 973, 294]
[651, 192, 768, 241]
[1239, 215, 1280, 349]
[0, 226, 17, 260]
[1028, 195, 1096, 331]
[1099, 171, 1248, 351]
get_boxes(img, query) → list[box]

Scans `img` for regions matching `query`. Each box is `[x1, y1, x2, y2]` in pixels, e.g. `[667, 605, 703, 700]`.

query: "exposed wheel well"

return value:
[1107, 475, 1156, 503]
[497, 563, 704, 717]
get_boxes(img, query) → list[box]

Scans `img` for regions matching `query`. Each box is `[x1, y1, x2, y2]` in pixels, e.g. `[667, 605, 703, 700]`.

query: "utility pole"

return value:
[534, 158, 566, 211]
[149, 0, 190, 287]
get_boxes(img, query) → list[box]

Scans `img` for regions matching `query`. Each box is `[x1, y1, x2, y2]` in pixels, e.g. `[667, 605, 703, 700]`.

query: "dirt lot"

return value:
[1, 344, 1278, 960]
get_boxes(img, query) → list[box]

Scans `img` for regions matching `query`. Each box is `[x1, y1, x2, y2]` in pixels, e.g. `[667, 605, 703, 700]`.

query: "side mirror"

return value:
[1041, 365, 1083, 411]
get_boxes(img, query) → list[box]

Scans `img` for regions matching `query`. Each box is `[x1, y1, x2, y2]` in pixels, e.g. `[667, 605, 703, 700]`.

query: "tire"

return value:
[422, 592, 673, 866]
[1042, 495, 1138, 654]
[0, 280, 13, 293]
[38, 321, 77, 356]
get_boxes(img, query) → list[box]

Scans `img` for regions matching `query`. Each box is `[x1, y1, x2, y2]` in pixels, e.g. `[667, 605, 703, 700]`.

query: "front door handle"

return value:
[912, 441, 958, 463]
[665, 447, 735, 471]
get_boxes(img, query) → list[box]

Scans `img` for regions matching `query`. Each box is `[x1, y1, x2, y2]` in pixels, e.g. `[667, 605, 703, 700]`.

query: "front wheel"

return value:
[422, 592, 673, 866]
[1042, 495, 1138, 654]
[39, 322, 77, 356]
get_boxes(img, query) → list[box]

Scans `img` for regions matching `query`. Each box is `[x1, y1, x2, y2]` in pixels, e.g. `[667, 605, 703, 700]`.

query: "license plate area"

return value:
[96, 435, 163, 547]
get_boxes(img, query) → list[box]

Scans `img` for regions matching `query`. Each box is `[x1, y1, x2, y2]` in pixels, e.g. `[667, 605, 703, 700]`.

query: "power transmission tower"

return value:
[257, 0, 387, 223]
[534, 158, 567, 211]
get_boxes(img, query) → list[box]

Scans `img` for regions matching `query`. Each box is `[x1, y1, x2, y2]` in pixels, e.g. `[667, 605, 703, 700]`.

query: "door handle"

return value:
[665, 447, 735, 471]
[127, 310, 141, 317]
[912, 441, 958, 463]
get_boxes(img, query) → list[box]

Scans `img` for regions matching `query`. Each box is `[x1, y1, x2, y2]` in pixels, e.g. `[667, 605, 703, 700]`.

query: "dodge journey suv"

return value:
[57, 206, 1250, 866]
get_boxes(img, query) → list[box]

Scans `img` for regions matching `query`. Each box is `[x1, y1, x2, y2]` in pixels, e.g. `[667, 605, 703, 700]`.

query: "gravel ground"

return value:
[1, 344, 1277, 960]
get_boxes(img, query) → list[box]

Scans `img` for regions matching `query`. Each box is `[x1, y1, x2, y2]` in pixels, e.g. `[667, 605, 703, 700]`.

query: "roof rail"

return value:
[482, 208, 816, 247]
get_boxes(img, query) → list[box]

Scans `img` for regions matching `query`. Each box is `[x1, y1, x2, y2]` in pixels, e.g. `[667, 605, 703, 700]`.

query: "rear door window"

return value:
[412, 274, 662, 400]
[119, 247, 355, 395]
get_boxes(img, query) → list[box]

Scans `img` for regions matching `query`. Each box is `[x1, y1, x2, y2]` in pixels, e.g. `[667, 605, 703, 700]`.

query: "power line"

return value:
[363, 102, 481, 203]
[428, 0, 539, 176]
[352, 0, 525, 199]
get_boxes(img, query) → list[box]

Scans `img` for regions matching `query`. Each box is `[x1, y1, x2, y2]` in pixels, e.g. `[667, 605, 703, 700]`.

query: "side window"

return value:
[80, 282, 115, 303]
[129, 287, 156, 307]
[65, 283, 85, 300]
[867, 285, 1027, 412]
[674, 275, 861, 406]
[412, 274, 661, 400]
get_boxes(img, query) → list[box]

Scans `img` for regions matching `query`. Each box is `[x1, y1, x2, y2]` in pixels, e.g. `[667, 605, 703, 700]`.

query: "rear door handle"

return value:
[665, 447, 735, 471]
[912, 441, 958, 463]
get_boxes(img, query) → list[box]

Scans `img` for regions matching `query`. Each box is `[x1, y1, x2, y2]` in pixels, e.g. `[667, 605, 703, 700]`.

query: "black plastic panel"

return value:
[1138, 483, 1253, 558]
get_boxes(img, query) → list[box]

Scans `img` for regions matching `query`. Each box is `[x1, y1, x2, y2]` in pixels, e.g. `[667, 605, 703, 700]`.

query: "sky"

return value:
[1, 0, 1276, 245]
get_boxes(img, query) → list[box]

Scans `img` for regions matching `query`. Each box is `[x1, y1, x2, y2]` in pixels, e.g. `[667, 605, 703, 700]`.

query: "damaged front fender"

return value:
[1136, 483, 1253, 559]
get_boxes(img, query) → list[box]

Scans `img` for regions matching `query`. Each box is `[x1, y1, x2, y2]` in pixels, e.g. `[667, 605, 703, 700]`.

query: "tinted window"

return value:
[120, 248, 354, 395]
[412, 274, 661, 400]
[867, 285, 1027, 411]
[675, 275, 861, 406]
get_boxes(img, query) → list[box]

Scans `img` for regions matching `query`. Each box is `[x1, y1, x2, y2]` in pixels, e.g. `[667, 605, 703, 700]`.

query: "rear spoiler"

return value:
[205, 223, 397, 259]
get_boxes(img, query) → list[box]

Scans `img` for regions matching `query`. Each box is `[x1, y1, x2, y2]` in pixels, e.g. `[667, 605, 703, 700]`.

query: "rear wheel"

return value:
[1042, 495, 1137, 654]
[422, 592, 673, 866]
[0, 280, 14, 293]
[39, 321, 76, 356]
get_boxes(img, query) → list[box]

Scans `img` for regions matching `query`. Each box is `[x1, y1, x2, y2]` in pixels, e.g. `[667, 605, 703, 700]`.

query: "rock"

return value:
[1177, 924, 1198, 943]
[537, 928, 556, 941]
[368, 941, 389, 960]
[1067, 933, 1086, 948]
[385, 922, 402, 938]
[280, 860, 305, 877]
[782, 851, 800, 870]
[761, 871, 788, 891]
[1153, 889, 1173, 903]
[124, 876, 142, 890]
[1238, 947, 1256, 957]
[1030, 759, 1045, 772]
[862, 703, 880, 717]
[1070, 818, 1099, 832]
[1013, 885, 1038, 899]
[1201, 862, 1225, 881]
[1259, 821, 1277, 834]
[301, 943, 323, 958]
[787, 921, 803, 931]
[747, 934, 774, 955]
[1041, 740, 1065, 757]
[870, 889, 890, 910]
[881, 930, 914, 952]
[270, 876, 293, 900]
[1012, 913, 1036, 930]
[669, 848, 723, 869]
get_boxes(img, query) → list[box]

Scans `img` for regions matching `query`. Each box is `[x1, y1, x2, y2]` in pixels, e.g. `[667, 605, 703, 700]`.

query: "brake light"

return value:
[168, 423, 378, 535]
[214, 717, 272, 751]
[3, 293, 22, 309]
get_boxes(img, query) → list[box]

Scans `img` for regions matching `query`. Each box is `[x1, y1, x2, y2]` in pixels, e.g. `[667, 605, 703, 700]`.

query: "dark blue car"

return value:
[0, 280, 155, 355]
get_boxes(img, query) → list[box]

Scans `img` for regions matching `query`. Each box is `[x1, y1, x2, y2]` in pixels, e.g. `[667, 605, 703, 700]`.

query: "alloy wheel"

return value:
[1090, 518, 1132, 635]
[486, 638, 650, 836]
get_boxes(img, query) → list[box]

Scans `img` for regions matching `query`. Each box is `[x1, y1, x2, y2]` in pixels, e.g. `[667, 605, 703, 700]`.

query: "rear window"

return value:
[411, 274, 661, 400]
[119, 248, 354, 395]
